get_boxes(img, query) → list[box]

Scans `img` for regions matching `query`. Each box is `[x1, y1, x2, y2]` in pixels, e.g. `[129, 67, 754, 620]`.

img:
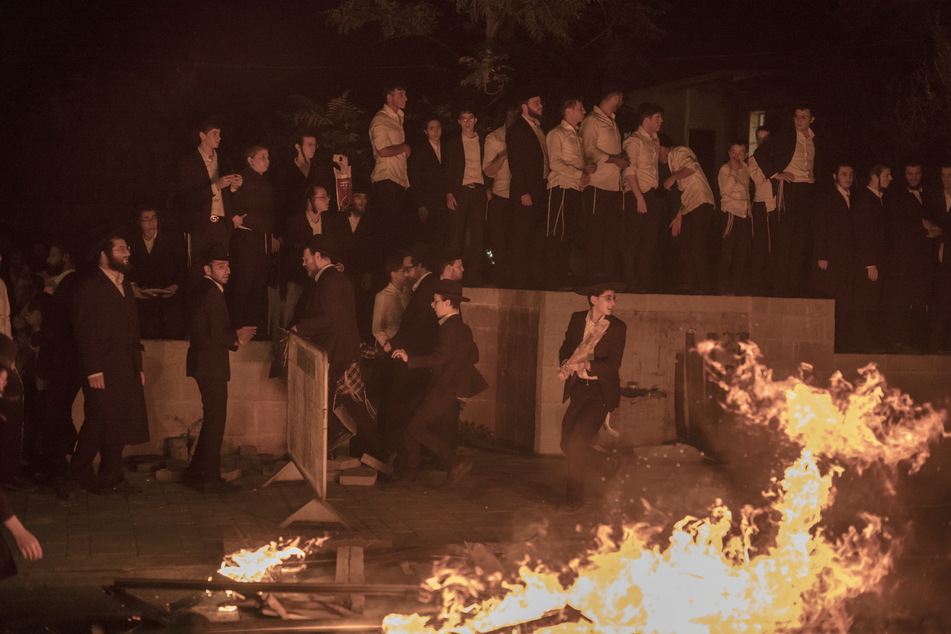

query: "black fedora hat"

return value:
[433, 279, 470, 303]
[200, 243, 230, 265]
[307, 234, 343, 263]
[574, 279, 625, 297]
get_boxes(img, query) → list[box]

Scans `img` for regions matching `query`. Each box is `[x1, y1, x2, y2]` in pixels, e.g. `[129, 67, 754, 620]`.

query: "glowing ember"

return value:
[218, 536, 329, 583]
[384, 341, 947, 633]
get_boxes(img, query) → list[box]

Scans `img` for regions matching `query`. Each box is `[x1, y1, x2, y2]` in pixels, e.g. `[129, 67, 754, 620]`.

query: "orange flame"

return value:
[384, 341, 947, 633]
[218, 536, 329, 583]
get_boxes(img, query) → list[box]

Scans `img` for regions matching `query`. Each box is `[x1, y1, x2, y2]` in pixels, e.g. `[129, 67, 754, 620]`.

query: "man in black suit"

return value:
[391, 279, 487, 486]
[507, 90, 549, 288]
[326, 187, 380, 341]
[175, 119, 243, 271]
[557, 280, 627, 510]
[851, 164, 890, 352]
[812, 163, 856, 350]
[408, 117, 448, 248]
[128, 206, 187, 339]
[752, 107, 819, 297]
[291, 235, 387, 461]
[182, 245, 256, 493]
[68, 235, 150, 495]
[445, 107, 490, 285]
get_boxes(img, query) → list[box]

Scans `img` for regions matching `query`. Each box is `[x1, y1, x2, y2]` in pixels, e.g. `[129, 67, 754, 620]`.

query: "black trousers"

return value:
[229, 229, 270, 332]
[185, 376, 228, 482]
[69, 383, 126, 489]
[39, 376, 80, 478]
[717, 213, 752, 294]
[749, 202, 775, 296]
[450, 185, 488, 281]
[774, 181, 815, 296]
[508, 200, 539, 289]
[403, 385, 460, 478]
[560, 382, 609, 504]
[371, 179, 410, 250]
[623, 188, 662, 290]
[679, 203, 714, 293]
[544, 187, 585, 288]
[486, 195, 512, 286]
[583, 187, 622, 282]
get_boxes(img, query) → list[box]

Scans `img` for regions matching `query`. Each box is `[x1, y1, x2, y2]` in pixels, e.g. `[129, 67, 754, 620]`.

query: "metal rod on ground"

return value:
[113, 577, 418, 595]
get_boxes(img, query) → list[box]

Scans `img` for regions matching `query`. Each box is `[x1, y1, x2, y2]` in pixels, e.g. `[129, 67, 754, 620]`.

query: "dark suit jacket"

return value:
[37, 269, 80, 382]
[176, 149, 236, 233]
[506, 117, 547, 204]
[558, 311, 626, 411]
[128, 229, 187, 290]
[324, 211, 380, 277]
[232, 169, 275, 234]
[389, 272, 438, 355]
[277, 157, 332, 226]
[186, 277, 237, 381]
[852, 188, 886, 310]
[408, 140, 446, 210]
[73, 268, 149, 444]
[292, 266, 360, 374]
[885, 187, 934, 306]
[408, 313, 487, 398]
[812, 186, 854, 300]
[443, 132, 485, 198]
[752, 131, 820, 187]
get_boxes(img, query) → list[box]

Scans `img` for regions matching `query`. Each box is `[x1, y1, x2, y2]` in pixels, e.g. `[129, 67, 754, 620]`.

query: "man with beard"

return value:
[885, 162, 941, 351]
[506, 89, 549, 288]
[43, 242, 76, 293]
[182, 245, 256, 493]
[850, 164, 891, 352]
[329, 186, 380, 341]
[291, 235, 387, 464]
[67, 235, 149, 495]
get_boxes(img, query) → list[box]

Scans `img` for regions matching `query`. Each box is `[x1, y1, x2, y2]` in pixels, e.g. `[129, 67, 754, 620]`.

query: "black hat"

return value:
[0, 334, 16, 373]
[201, 243, 230, 266]
[433, 279, 470, 303]
[307, 234, 343, 264]
[574, 279, 625, 297]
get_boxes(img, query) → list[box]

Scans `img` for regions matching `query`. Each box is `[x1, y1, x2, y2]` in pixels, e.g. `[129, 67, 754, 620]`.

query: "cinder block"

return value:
[339, 467, 377, 486]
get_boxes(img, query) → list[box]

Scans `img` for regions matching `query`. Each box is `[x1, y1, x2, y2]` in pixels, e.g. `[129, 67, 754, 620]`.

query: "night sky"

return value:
[1, 0, 945, 249]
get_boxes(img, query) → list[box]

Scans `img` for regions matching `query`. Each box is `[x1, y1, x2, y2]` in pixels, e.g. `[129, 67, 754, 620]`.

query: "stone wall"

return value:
[72, 293, 840, 459]
[73, 340, 287, 457]
[464, 289, 836, 455]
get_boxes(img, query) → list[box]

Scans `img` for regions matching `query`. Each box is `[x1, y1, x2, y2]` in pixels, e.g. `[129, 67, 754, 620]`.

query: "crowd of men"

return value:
[1, 81, 951, 513]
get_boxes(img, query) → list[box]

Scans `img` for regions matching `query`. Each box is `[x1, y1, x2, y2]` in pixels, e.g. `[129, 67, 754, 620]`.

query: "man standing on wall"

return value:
[182, 245, 256, 493]
[557, 280, 627, 511]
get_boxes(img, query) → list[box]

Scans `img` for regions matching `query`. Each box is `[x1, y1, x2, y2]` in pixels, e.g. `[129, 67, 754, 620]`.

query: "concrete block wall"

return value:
[72, 341, 287, 457]
[466, 290, 836, 455]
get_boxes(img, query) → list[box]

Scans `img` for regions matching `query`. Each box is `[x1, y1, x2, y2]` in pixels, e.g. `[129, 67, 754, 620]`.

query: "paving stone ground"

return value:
[1, 445, 949, 632]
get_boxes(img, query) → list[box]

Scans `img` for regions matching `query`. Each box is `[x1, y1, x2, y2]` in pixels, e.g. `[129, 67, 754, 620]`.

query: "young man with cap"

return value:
[557, 280, 627, 510]
[181, 245, 256, 493]
[391, 279, 487, 486]
[0, 333, 43, 574]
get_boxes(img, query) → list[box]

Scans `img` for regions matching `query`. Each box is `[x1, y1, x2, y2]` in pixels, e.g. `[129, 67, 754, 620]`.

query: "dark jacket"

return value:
[408, 140, 446, 211]
[232, 169, 275, 235]
[558, 311, 626, 410]
[36, 270, 80, 382]
[186, 277, 237, 381]
[444, 132, 485, 198]
[73, 268, 149, 444]
[812, 186, 854, 301]
[885, 186, 935, 306]
[506, 116, 547, 205]
[389, 272, 439, 355]
[852, 187, 887, 311]
[176, 149, 237, 233]
[128, 229, 187, 290]
[292, 265, 360, 375]
[751, 130, 821, 185]
[324, 211, 380, 277]
[408, 313, 487, 398]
